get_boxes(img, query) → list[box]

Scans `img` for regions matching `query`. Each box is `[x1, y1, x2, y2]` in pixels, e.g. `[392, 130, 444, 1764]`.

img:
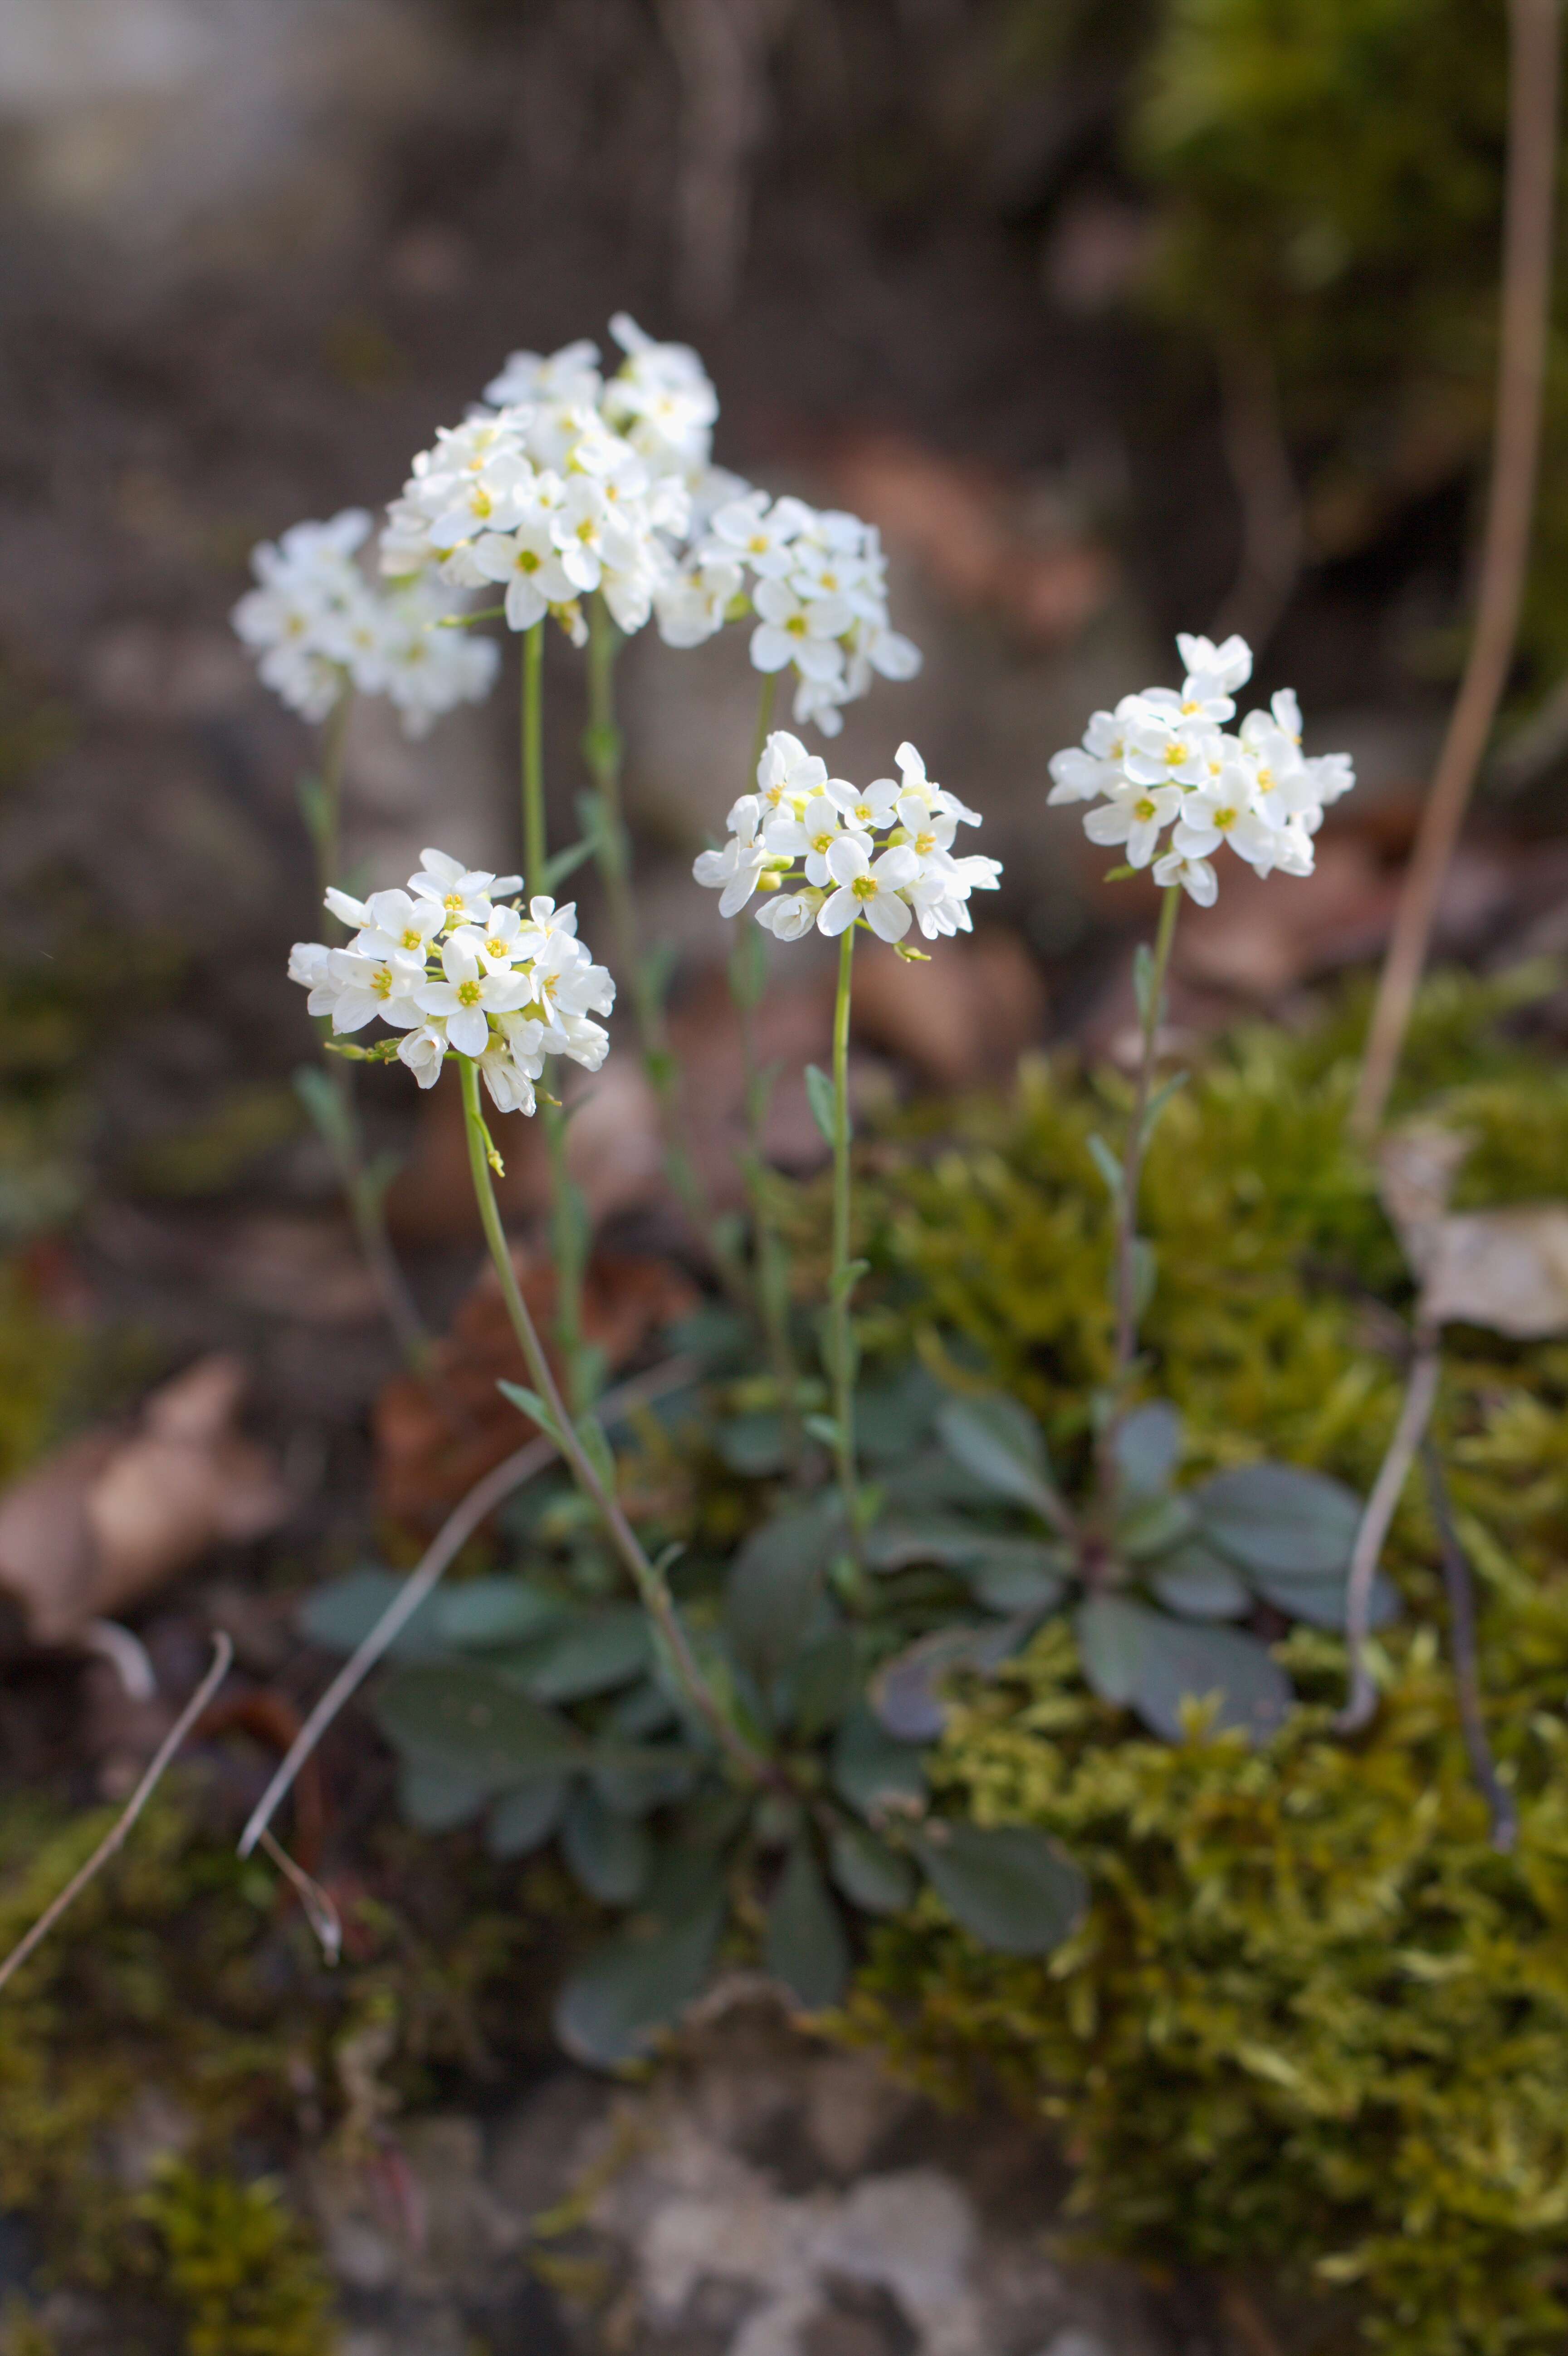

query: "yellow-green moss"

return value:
[140, 2165, 335, 2356]
[844, 973, 1568, 2353]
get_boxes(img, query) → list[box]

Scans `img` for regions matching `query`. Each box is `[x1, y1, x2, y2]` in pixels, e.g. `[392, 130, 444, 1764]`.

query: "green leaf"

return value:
[766, 1837, 850, 2009]
[562, 1786, 653, 1905]
[854, 1364, 942, 1462]
[1250, 1566, 1401, 1632]
[292, 1063, 353, 1156]
[1113, 1402, 1183, 1499]
[829, 1821, 917, 1916]
[805, 1064, 840, 1147]
[1130, 1237, 1158, 1320]
[542, 836, 596, 890]
[964, 1547, 1069, 1615]
[785, 1628, 860, 1740]
[298, 1568, 445, 1662]
[829, 1256, 870, 1305]
[588, 1746, 699, 1817]
[375, 1663, 586, 1780]
[725, 1503, 840, 1685]
[1133, 939, 1155, 1024]
[1193, 1462, 1362, 1577]
[575, 1411, 617, 1491]
[1143, 1070, 1188, 1140]
[397, 1760, 489, 1832]
[862, 1517, 996, 1569]
[1148, 1543, 1251, 1620]
[553, 1897, 727, 2068]
[496, 1608, 652, 1703]
[869, 1621, 1023, 1743]
[910, 1823, 1086, 1955]
[1076, 1596, 1291, 1742]
[803, 1413, 842, 1448]
[496, 1380, 561, 1442]
[436, 1579, 561, 1649]
[486, 1778, 567, 1858]
[1073, 1595, 1146, 1705]
[831, 1702, 927, 1820]
[1116, 1493, 1195, 1561]
[936, 1395, 1070, 1531]
[1086, 1131, 1124, 1202]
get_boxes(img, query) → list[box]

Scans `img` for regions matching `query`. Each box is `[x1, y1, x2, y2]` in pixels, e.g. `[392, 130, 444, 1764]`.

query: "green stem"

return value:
[828, 924, 860, 1540]
[1112, 883, 1182, 1385]
[458, 1057, 770, 1784]
[733, 928, 804, 1465]
[310, 683, 430, 1372]
[520, 625, 589, 1409]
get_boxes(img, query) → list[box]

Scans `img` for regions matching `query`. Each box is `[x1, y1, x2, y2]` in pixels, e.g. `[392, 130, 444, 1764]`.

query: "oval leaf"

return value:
[936, 1396, 1065, 1526]
[766, 1838, 850, 2009]
[553, 1898, 726, 2069]
[375, 1663, 585, 1780]
[1148, 1543, 1251, 1621]
[1193, 1462, 1362, 1578]
[498, 1608, 651, 1703]
[1074, 1594, 1147, 1705]
[437, 1579, 560, 1649]
[726, 1503, 840, 1684]
[299, 1569, 444, 1662]
[486, 1777, 567, 1858]
[1133, 1608, 1291, 1743]
[562, 1786, 653, 1905]
[964, 1548, 1068, 1616]
[831, 1702, 928, 1820]
[910, 1823, 1086, 1955]
[397, 1760, 489, 1832]
[869, 1621, 1022, 1743]
[1114, 1402, 1183, 1499]
[1250, 1567, 1402, 1633]
[829, 1821, 917, 1916]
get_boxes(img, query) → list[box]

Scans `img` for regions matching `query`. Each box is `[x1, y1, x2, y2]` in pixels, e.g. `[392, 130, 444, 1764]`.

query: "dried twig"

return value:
[237, 1355, 696, 1861]
[1219, 2279, 1287, 2356]
[0, 1632, 233, 1997]
[1339, 1337, 1441, 1731]
[1422, 1440, 1519, 1853]
[257, 1827, 343, 1965]
[1353, 0, 1562, 1139]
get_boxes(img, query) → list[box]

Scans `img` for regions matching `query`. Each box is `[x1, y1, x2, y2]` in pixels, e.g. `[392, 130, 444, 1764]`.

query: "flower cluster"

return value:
[232, 510, 499, 735]
[657, 490, 921, 737]
[288, 849, 614, 1113]
[694, 731, 999, 946]
[379, 317, 725, 643]
[1046, 632, 1355, 906]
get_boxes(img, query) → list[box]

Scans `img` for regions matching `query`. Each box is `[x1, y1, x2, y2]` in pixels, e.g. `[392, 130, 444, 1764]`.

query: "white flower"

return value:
[694, 795, 773, 917]
[484, 337, 603, 411]
[655, 555, 742, 648]
[766, 792, 845, 885]
[1171, 769, 1279, 867]
[756, 888, 825, 940]
[894, 740, 981, 827]
[416, 938, 535, 1057]
[756, 731, 830, 817]
[818, 835, 920, 943]
[1083, 782, 1182, 869]
[288, 941, 332, 989]
[749, 579, 853, 680]
[409, 848, 520, 930]
[318, 948, 426, 1034]
[827, 773, 900, 833]
[706, 491, 813, 577]
[1175, 632, 1253, 694]
[1124, 715, 1214, 789]
[1048, 746, 1116, 804]
[350, 889, 445, 962]
[399, 1024, 448, 1089]
[471, 518, 576, 631]
[1152, 849, 1219, 907]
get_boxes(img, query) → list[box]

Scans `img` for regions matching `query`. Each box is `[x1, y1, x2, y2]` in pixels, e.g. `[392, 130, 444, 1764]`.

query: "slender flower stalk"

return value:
[1112, 882, 1180, 1388]
[456, 1056, 769, 1784]
[731, 924, 803, 1463]
[827, 924, 860, 1537]
[520, 625, 591, 1409]
[301, 684, 431, 1372]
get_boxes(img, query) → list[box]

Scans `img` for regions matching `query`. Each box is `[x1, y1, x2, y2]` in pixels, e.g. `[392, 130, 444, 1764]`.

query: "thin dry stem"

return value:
[1353, 0, 1561, 1138]
[1339, 1339, 1441, 1731]
[237, 1356, 697, 1859]
[0, 1633, 234, 1996]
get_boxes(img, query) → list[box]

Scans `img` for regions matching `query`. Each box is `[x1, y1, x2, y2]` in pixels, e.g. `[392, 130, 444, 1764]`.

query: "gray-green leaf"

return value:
[497, 1608, 652, 1703]
[562, 1786, 653, 1905]
[298, 1568, 444, 1662]
[553, 1898, 726, 2068]
[1192, 1462, 1362, 1577]
[910, 1823, 1086, 1954]
[1148, 1543, 1251, 1620]
[486, 1778, 567, 1858]
[766, 1838, 850, 2009]
[397, 1760, 489, 1832]
[1113, 1402, 1183, 1499]
[725, 1502, 840, 1685]
[805, 1063, 839, 1147]
[375, 1663, 586, 1780]
[1076, 1595, 1290, 1741]
[936, 1395, 1069, 1531]
[831, 1702, 928, 1820]
[829, 1821, 917, 1916]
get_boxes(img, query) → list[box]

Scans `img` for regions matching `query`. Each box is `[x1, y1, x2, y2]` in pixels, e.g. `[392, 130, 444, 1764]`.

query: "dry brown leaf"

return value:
[0, 1354, 291, 1646]
[1417, 1205, 1568, 1338]
[1379, 1125, 1568, 1338]
[374, 1247, 698, 1524]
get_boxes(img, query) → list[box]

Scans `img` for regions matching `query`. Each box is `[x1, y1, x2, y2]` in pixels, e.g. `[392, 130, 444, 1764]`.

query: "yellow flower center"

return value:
[443, 893, 466, 923]
[1163, 741, 1188, 768]
[516, 548, 540, 574]
[811, 831, 834, 854]
[457, 978, 483, 1007]
[1214, 806, 1238, 831]
[851, 875, 878, 901]
[1134, 797, 1157, 822]
[371, 968, 395, 999]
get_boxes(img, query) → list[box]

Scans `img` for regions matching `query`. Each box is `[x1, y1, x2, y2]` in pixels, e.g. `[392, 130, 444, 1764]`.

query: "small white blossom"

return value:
[695, 732, 997, 953]
[288, 846, 616, 1110]
[1047, 633, 1355, 901]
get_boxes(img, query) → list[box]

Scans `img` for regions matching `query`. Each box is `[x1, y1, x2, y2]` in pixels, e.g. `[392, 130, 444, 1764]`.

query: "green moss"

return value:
[141, 2165, 334, 2356]
[843, 974, 1568, 2352]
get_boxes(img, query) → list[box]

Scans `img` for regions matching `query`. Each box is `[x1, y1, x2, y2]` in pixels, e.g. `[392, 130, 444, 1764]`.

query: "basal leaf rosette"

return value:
[288, 847, 615, 1114]
[1047, 630, 1356, 904]
[694, 730, 1000, 947]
